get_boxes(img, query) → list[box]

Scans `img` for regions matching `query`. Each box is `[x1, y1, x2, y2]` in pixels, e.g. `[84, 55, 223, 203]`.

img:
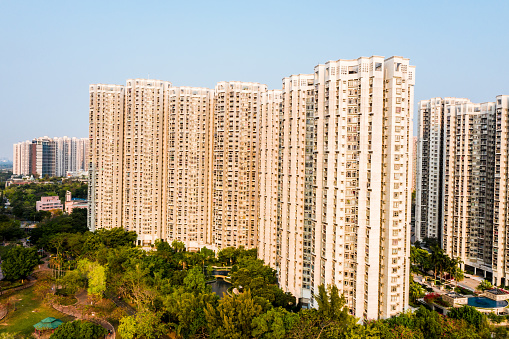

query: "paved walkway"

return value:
[106, 293, 136, 316]
[51, 291, 115, 338]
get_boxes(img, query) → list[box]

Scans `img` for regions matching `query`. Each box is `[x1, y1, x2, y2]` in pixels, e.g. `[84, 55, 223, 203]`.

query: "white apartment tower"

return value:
[492, 95, 509, 285]
[258, 56, 415, 319]
[212, 82, 267, 249]
[442, 100, 495, 275]
[415, 98, 470, 242]
[258, 89, 282, 267]
[438, 95, 509, 285]
[13, 140, 31, 175]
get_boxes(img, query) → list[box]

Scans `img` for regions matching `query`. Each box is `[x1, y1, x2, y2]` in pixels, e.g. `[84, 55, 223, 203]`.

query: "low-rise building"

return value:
[485, 289, 509, 302]
[36, 196, 63, 212]
[64, 191, 88, 214]
[442, 292, 468, 306]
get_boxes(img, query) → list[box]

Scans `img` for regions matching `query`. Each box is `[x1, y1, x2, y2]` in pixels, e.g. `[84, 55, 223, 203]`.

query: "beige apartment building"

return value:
[277, 74, 315, 302]
[258, 56, 415, 319]
[90, 63, 416, 317]
[492, 95, 509, 285]
[88, 84, 125, 232]
[121, 79, 172, 246]
[89, 79, 266, 250]
[164, 87, 214, 250]
[258, 89, 282, 267]
[212, 81, 266, 249]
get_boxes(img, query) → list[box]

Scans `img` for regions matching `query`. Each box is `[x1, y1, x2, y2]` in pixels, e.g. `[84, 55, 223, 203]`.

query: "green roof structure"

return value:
[33, 317, 64, 330]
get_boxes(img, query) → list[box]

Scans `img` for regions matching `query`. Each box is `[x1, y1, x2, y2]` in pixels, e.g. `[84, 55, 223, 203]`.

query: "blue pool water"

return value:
[467, 297, 508, 308]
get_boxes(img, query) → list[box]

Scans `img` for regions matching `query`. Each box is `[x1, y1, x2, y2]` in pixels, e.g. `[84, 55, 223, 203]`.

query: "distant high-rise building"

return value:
[33, 136, 56, 177]
[415, 98, 470, 242]
[13, 140, 31, 175]
[258, 56, 415, 319]
[417, 95, 509, 285]
[13, 136, 88, 177]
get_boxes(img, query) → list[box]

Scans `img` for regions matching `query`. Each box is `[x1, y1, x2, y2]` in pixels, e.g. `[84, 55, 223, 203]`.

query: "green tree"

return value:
[447, 305, 487, 330]
[251, 307, 299, 339]
[183, 266, 210, 294]
[171, 240, 186, 252]
[430, 245, 447, 282]
[164, 288, 217, 338]
[217, 247, 238, 266]
[50, 320, 107, 339]
[410, 246, 431, 273]
[1, 246, 39, 281]
[118, 312, 166, 339]
[60, 269, 86, 294]
[118, 316, 137, 339]
[0, 216, 24, 241]
[315, 284, 350, 324]
[95, 227, 137, 248]
[77, 259, 107, 299]
[409, 280, 425, 302]
[205, 289, 264, 339]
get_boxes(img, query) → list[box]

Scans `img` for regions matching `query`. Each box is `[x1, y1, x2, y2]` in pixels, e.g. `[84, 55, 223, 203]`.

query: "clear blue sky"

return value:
[1, 0, 508, 159]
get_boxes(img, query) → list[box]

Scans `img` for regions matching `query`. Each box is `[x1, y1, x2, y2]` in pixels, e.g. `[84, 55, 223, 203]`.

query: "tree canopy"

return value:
[1, 246, 39, 281]
[50, 320, 107, 339]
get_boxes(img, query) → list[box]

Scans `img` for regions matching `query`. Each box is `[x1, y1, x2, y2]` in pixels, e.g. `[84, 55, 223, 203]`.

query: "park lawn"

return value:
[0, 286, 73, 337]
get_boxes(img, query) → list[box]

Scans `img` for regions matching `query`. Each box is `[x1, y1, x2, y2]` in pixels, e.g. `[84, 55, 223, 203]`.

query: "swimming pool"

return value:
[467, 297, 508, 308]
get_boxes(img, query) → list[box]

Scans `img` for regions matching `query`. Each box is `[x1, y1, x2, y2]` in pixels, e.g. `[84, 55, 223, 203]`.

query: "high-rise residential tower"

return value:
[415, 98, 470, 242]
[258, 56, 415, 319]
[89, 79, 266, 250]
[121, 79, 172, 245]
[13, 140, 31, 175]
[439, 95, 509, 285]
[88, 84, 125, 231]
[258, 89, 282, 267]
[277, 74, 315, 303]
[212, 81, 266, 249]
[33, 136, 56, 177]
[417, 95, 509, 285]
[492, 95, 509, 285]
[442, 100, 496, 276]
[164, 87, 214, 250]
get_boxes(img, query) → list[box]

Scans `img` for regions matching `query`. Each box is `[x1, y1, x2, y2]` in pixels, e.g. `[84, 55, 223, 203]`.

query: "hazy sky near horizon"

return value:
[0, 0, 508, 159]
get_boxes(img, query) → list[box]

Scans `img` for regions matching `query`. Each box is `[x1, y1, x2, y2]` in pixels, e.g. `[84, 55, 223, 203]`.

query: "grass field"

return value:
[0, 286, 73, 337]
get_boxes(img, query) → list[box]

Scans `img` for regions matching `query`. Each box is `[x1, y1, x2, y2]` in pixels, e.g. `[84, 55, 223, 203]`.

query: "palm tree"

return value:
[430, 245, 446, 283]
